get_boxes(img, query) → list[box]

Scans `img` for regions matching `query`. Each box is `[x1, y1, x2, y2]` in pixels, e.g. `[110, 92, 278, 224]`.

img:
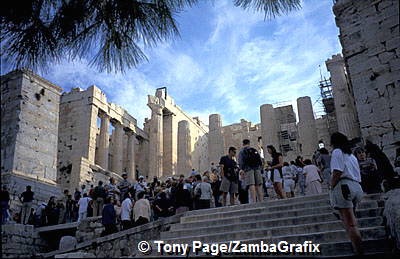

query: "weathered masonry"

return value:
[58, 86, 149, 191]
[333, 0, 400, 161]
[145, 88, 209, 178]
[1, 69, 62, 208]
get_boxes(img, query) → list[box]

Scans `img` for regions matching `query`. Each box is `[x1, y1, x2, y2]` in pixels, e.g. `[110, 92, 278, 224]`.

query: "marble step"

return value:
[160, 218, 384, 244]
[162, 213, 383, 239]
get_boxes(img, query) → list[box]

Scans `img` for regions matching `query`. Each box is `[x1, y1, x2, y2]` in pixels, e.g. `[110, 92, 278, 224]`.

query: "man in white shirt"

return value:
[120, 192, 133, 230]
[77, 193, 92, 222]
[133, 191, 151, 227]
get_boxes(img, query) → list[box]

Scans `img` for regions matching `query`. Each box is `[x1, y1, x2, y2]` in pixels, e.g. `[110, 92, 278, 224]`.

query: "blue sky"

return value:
[2, 0, 342, 128]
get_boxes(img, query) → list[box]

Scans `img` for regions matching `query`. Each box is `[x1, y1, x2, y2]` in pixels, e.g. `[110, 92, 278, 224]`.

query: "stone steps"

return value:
[138, 192, 391, 257]
[179, 199, 380, 224]
[162, 214, 382, 239]
[171, 204, 383, 231]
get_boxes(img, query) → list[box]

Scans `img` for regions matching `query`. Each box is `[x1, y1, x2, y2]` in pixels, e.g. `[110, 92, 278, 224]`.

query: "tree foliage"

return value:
[1, 0, 301, 73]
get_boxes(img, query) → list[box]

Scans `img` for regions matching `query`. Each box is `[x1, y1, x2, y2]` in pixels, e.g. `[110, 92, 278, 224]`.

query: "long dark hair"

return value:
[330, 132, 352, 155]
[267, 145, 277, 155]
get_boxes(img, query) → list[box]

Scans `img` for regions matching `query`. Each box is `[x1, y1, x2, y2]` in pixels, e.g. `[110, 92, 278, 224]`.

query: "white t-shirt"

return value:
[303, 165, 321, 184]
[121, 198, 133, 221]
[78, 197, 92, 213]
[330, 148, 361, 182]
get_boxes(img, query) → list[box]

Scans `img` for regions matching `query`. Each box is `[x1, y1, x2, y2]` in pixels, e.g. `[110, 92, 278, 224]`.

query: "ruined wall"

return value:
[58, 86, 146, 190]
[221, 120, 262, 158]
[147, 91, 208, 178]
[326, 54, 361, 139]
[1, 69, 62, 206]
[333, 0, 400, 161]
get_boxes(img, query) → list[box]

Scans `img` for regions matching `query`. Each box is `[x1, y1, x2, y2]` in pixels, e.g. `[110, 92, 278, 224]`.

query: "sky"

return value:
[1, 0, 342, 128]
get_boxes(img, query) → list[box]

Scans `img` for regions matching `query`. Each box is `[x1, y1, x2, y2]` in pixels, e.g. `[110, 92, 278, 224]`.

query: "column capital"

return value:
[111, 119, 123, 128]
[98, 110, 109, 119]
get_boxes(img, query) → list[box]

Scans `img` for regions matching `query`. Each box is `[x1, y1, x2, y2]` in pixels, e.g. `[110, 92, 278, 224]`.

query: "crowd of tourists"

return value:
[1, 134, 399, 246]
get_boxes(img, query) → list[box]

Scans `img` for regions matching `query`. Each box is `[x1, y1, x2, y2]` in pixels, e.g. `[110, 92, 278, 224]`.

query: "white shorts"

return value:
[272, 169, 283, 183]
[284, 179, 295, 193]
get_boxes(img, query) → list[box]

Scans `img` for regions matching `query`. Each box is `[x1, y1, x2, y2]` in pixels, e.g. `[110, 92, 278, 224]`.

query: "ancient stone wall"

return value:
[333, 0, 400, 161]
[147, 90, 209, 178]
[1, 224, 49, 258]
[58, 86, 147, 190]
[1, 69, 62, 206]
[41, 215, 183, 258]
[326, 54, 361, 139]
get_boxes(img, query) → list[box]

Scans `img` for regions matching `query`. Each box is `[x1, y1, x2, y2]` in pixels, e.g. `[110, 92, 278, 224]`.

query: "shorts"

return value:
[220, 176, 238, 194]
[283, 179, 295, 193]
[245, 169, 263, 186]
[272, 169, 283, 183]
[330, 178, 364, 210]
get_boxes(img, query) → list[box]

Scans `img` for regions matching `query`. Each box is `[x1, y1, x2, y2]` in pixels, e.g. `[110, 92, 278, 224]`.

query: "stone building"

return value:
[297, 96, 319, 159]
[145, 88, 209, 178]
[1, 69, 62, 206]
[326, 54, 361, 140]
[333, 0, 400, 161]
[57, 86, 148, 191]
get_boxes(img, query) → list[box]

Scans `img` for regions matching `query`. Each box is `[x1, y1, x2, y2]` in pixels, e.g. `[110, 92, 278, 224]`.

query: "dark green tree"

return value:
[1, 0, 300, 73]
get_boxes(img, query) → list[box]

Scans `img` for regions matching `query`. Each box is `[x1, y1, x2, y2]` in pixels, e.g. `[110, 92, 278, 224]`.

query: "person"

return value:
[81, 185, 88, 197]
[34, 202, 47, 227]
[101, 196, 118, 236]
[330, 132, 364, 255]
[238, 170, 249, 204]
[194, 176, 213, 210]
[295, 158, 306, 195]
[106, 177, 121, 202]
[303, 159, 323, 195]
[120, 192, 133, 230]
[265, 145, 286, 199]
[45, 196, 58, 226]
[118, 173, 131, 203]
[92, 181, 107, 217]
[133, 191, 151, 227]
[210, 173, 222, 207]
[153, 192, 174, 219]
[0, 185, 10, 224]
[318, 148, 332, 187]
[238, 139, 264, 203]
[19, 186, 34, 225]
[219, 147, 239, 206]
[73, 188, 81, 202]
[135, 176, 146, 200]
[175, 175, 192, 214]
[282, 162, 295, 198]
[192, 174, 202, 210]
[190, 168, 198, 177]
[354, 147, 382, 194]
[365, 140, 400, 191]
[65, 194, 75, 223]
[77, 193, 92, 222]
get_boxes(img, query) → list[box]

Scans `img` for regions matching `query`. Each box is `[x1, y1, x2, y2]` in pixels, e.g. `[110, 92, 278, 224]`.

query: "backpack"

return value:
[243, 148, 263, 168]
[93, 186, 106, 200]
[194, 184, 202, 200]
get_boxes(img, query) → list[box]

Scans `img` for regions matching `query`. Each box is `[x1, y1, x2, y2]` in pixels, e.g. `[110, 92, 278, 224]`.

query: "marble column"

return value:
[149, 104, 163, 179]
[177, 120, 192, 175]
[208, 114, 224, 166]
[260, 104, 280, 156]
[126, 130, 136, 181]
[111, 121, 124, 174]
[97, 113, 110, 170]
[326, 54, 361, 139]
[297, 96, 318, 159]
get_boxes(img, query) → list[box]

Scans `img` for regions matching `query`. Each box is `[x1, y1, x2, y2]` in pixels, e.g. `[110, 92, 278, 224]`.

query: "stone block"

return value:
[59, 236, 77, 251]
[55, 252, 95, 258]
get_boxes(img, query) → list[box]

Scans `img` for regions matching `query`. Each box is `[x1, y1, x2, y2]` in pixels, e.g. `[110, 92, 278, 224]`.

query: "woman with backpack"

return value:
[265, 145, 286, 199]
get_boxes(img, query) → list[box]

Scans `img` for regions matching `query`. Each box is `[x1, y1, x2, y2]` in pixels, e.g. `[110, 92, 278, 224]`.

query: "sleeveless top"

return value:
[271, 153, 283, 181]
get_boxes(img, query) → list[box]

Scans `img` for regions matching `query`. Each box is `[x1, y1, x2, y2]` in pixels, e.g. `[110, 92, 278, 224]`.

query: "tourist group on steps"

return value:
[1, 132, 400, 254]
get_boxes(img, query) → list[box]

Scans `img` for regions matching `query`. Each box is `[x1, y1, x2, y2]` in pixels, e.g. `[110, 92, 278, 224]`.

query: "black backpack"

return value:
[244, 148, 263, 168]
